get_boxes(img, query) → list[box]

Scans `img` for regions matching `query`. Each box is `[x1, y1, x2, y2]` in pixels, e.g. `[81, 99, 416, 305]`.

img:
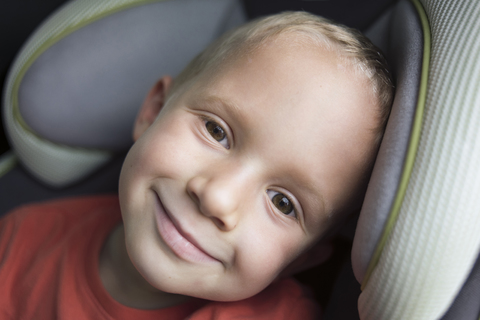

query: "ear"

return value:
[133, 75, 173, 141]
[280, 241, 334, 277]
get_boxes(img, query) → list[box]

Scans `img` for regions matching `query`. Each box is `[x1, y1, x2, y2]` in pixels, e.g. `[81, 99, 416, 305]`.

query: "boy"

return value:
[0, 11, 393, 319]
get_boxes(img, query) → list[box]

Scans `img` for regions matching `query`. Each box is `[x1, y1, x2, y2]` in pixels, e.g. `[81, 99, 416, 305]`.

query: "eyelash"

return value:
[267, 190, 297, 219]
[203, 117, 230, 149]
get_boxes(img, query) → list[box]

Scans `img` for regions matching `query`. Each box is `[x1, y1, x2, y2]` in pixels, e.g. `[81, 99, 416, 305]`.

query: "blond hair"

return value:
[171, 11, 394, 141]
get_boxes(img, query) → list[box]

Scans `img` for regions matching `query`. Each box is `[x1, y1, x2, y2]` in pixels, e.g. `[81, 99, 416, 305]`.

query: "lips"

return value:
[154, 193, 219, 264]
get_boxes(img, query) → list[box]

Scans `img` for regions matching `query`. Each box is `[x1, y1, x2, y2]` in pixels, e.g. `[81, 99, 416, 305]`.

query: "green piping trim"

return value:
[10, 0, 167, 144]
[361, 0, 431, 290]
[0, 152, 18, 179]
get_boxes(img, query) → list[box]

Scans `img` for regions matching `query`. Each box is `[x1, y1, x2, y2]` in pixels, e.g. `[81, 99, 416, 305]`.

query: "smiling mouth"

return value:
[154, 192, 219, 264]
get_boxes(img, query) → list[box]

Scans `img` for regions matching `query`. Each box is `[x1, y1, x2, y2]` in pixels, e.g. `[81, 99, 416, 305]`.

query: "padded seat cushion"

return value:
[3, 0, 245, 187]
[356, 0, 480, 318]
[353, 0, 424, 285]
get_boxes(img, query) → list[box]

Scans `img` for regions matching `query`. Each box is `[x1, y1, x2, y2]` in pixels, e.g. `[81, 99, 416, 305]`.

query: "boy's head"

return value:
[119, 12, 394, 302]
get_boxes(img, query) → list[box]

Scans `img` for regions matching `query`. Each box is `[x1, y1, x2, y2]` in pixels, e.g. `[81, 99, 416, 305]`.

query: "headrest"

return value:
[353, 0, 480, 318]
[353, 0, 424, 286]
[3, 0, 245, 187]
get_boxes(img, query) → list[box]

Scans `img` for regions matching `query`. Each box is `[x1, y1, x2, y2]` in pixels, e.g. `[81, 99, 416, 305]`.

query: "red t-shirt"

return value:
[0, 196, 320, 319]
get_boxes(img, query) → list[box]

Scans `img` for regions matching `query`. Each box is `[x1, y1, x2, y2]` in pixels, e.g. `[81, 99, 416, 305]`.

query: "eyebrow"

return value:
[192, 95, 247, 123]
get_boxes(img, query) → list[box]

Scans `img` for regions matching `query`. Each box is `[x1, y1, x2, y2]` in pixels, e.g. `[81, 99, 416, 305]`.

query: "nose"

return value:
[186, 165, 251, 231]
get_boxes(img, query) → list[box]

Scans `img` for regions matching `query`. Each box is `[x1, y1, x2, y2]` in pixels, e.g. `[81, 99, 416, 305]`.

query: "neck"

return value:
[99, 224, 192, 309]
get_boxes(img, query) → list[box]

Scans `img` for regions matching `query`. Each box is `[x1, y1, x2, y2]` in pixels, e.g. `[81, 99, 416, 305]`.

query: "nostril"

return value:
[186, 176, 206, 206]
[212, 217, 225, 229]
[188, 188, 200, 205]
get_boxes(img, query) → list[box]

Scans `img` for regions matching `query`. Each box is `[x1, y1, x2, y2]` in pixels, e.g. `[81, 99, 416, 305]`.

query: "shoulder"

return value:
[188, 278, 321, 320]
[1, 194, 120, 224]
[0, 195, 120, 252]
[0, 195, 121, 318]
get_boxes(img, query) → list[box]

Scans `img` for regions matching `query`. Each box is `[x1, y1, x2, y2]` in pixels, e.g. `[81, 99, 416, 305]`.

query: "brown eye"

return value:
[272, 193, 294, 215]
[206, 121, 226, 142]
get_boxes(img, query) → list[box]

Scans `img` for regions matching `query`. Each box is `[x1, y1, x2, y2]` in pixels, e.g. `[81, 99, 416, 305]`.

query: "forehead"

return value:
[183, 39, 377, 219]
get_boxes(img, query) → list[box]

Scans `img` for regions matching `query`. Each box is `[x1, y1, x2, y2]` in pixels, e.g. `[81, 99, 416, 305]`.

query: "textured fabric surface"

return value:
[353, 0, 424, 283]
[441, 252, 480, 320]
[358, 0, 480, 319]
[3, 0, 245, 187]
[19, 0, 245, 150]
[3, 0, 156, 187]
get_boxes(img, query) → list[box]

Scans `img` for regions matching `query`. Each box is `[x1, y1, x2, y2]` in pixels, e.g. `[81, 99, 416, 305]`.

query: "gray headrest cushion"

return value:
[18, 0, 245, 151]
[352, 0, 424, 283]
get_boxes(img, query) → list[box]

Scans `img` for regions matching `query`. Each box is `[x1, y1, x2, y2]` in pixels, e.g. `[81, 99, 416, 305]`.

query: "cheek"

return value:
[119, 114, 196, 222]
[129, 116, 199, 179]
[231, 224, 302, 292]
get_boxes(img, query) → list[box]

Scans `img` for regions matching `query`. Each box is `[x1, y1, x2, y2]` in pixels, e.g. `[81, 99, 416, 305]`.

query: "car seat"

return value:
[1, 0, 479, 319]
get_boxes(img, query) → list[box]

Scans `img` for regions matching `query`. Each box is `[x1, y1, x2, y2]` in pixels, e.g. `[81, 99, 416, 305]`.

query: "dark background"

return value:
[0, 0, 395, 156]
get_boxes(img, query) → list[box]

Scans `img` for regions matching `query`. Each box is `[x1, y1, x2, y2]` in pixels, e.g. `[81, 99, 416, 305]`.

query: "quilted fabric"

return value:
[358, 0, 480, 319]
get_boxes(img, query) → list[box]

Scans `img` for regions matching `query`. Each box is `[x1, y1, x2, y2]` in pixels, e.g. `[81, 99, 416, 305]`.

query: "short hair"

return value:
[170, 11, 394, 142]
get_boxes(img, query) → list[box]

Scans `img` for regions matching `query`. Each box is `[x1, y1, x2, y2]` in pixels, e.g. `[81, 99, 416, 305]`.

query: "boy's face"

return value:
[119, 38, 377, 301]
